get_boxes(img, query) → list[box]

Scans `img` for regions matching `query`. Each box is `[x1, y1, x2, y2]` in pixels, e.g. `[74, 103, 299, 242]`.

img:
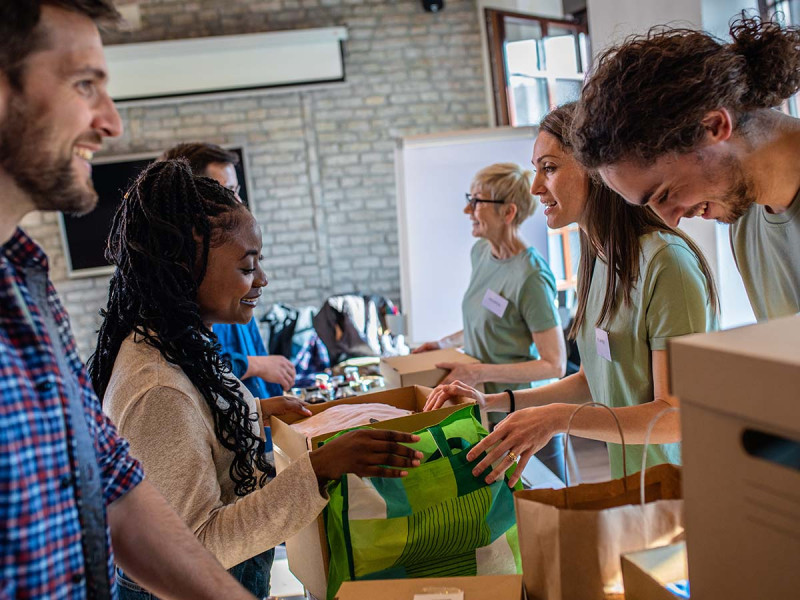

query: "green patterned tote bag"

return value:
[323, 404, 522, 600]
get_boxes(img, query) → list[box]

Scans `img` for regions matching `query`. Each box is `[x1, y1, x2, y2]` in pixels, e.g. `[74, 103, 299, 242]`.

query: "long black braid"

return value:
[88, 159, 275, 496]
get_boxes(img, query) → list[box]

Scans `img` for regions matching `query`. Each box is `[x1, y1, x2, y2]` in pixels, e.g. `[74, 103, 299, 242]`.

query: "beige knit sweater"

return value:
[104, 332, 328, 568]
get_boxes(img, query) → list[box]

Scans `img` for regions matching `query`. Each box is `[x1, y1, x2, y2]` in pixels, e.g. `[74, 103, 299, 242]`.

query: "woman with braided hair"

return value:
[88, 159, 422, 599]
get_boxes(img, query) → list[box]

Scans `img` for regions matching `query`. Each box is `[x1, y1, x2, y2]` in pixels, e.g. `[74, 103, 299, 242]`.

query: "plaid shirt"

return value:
[1, 228, 143, 599]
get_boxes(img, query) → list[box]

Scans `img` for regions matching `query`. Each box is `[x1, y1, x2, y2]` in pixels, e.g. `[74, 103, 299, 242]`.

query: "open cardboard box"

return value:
[270, 385, 474, 600]
[621, 542, 688, 600]
[380, 348, 484, 391]
[669, 315, 800, 599]
[334, 574, 525, 600]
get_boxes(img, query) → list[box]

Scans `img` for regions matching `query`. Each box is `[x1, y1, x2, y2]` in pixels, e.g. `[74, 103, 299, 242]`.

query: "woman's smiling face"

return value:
[196, 208, 266, 326]
[530, 131, 590, 230]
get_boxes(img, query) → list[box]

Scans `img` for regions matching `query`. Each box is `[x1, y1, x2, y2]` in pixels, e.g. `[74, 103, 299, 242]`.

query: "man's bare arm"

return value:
[108, 480, 255, 600]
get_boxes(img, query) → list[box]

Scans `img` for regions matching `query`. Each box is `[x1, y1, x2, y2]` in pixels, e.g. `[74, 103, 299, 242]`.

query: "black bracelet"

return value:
[504, 388, 515, 413]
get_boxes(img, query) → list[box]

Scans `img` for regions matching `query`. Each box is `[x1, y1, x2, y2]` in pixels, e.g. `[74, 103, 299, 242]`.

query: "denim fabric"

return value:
[228, 548, 275, 597]
[116, 547, 275, 599]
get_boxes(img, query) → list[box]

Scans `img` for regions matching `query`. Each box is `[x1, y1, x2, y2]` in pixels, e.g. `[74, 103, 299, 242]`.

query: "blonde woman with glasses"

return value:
[414, 163, 567, 479]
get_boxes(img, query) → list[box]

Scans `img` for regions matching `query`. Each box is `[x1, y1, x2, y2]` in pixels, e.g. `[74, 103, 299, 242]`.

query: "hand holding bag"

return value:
[513, 403, 684, 600]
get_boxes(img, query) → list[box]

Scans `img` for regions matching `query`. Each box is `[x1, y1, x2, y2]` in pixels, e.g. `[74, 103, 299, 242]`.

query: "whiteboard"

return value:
[395, 126, 547, 344]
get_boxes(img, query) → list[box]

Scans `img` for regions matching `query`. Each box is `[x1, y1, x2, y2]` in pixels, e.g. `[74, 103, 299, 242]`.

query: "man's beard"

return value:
[714, 154, 756, 224]
[0, 92, 98, 216]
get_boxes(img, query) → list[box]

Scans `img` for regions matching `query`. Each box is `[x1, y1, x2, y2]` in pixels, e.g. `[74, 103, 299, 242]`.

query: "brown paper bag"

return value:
[513, 403, 684, 600]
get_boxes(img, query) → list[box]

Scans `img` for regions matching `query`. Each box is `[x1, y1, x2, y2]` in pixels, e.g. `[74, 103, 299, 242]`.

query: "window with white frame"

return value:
[485, 9, 589, 127]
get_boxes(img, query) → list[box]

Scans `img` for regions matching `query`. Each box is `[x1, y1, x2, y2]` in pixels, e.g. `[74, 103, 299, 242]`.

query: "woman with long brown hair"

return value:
[425, 102, 718, 484]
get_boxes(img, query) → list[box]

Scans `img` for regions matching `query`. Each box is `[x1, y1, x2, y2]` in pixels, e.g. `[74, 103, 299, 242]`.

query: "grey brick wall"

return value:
[20, 0, 489, 360]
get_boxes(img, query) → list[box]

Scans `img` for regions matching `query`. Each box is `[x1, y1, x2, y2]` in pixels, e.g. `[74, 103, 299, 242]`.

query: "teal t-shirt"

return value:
[730, 194, 800, 322]
[576, 231, 717, 478]
[462, 239, 561, 395]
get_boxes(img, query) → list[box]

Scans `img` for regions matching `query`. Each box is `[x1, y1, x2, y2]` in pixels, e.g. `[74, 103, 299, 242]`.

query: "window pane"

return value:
[552, 78, 582, 106]
[489, 9, 589, 127]
[504, 19, 543, 44]
[578, 32, 589, 72]
[506, 39, 545, 77]
[771, 1, 792, 25]
[509, 76, 549, 126]
[548, 234, 566, 280]
[543, 32, 579, 75]
[769, 2, 800, 116]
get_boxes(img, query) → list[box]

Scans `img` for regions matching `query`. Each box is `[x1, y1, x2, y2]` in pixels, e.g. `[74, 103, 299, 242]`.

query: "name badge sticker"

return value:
[595, 328, 612, 362]
[482, 288, 509, 318]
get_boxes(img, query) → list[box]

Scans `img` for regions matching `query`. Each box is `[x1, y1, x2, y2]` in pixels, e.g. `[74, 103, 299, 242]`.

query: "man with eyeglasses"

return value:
[160, 143, 296, 401]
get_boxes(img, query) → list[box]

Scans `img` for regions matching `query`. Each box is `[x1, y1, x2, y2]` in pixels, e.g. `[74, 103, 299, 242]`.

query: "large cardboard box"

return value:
[621, 543, 688, 600]
[334, 574, 525, 600]
[380, 348, 484, 390]
[669, 315, 800, 599]
[270, 386, 473, 600]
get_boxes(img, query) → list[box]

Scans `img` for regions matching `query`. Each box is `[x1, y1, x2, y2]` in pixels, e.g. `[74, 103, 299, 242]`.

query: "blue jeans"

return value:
[116, 548, 275, 599]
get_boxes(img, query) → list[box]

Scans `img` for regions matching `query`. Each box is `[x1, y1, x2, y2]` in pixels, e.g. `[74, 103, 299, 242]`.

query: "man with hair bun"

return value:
[573, 15, 800, 321]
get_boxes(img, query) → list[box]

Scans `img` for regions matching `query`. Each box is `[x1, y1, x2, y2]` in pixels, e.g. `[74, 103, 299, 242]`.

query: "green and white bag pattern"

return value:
[323, 405, 522, 600]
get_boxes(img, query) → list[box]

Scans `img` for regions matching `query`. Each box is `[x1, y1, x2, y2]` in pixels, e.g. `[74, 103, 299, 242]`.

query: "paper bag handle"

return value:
[639, 405, 679, 508]
[563, 401, 627, 508]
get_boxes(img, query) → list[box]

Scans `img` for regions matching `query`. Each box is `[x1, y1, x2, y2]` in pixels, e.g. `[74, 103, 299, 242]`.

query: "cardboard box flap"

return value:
[335, 574, 524, 600]
[669, 315, 800, 427]
[276, 385, 433, 426]
[621, 542, 688, 600]
[310, 402, 473, 448]
[670, 315, 800, 367]
[272, 386, 474, 448]
[382, 348, 479, 375]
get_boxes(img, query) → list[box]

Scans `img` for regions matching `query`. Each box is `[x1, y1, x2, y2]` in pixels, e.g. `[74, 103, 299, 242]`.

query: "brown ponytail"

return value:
[573, 13, 800, 169]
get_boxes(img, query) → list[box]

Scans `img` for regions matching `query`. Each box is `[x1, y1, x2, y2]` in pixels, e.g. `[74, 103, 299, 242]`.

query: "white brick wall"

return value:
[19, 0, 489, 359]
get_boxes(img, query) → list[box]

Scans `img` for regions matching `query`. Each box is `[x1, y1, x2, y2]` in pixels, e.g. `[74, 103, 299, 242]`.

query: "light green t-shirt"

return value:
[576, 231, 717, 478]
[462, 239, 561, 395]
[730, 194, 800, 322]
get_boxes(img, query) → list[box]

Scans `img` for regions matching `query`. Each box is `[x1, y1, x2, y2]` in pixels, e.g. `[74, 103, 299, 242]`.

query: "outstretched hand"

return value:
[412, 341, 441, 354]
[423, 380, 486, 412]
[437, 362, 482, 387]
[310, 429, 423, 483]
[260, 396, 312, 419]
[248, 355, 296, 390]
[466, 406, 561, 487]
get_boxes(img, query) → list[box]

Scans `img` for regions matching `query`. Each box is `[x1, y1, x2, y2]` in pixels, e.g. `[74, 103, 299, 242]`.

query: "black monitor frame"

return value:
[58, 146, 251, 279]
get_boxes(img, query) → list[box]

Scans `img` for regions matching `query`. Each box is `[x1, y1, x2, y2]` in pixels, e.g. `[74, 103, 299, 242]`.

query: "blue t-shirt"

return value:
[213, 318, 282, 399]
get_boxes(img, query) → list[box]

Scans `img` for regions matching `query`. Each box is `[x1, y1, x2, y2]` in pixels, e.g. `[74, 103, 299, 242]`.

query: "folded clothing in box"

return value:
[291, 403, 412, 438]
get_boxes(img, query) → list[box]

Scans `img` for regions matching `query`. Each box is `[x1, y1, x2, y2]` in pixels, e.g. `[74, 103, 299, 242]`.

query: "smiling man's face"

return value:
[598, 148, 756, 227]
[0, 5, 122, 216]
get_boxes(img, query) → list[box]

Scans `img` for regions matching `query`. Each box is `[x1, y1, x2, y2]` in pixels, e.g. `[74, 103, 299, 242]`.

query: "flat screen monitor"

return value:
[58, 147, 249, 278]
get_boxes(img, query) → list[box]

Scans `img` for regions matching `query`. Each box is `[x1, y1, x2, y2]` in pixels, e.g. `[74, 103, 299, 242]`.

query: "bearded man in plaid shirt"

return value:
[0, 2, 260, 598]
